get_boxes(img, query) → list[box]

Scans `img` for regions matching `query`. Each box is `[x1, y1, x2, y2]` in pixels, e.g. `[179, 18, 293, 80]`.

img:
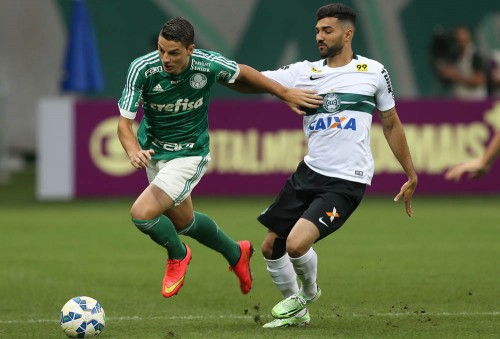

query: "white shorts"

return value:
[146, 154, 211, 206]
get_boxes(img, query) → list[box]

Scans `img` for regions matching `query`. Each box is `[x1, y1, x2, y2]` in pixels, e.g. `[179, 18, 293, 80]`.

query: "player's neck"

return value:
[325, 50, 354, 68]
[171, 56, 191, 76]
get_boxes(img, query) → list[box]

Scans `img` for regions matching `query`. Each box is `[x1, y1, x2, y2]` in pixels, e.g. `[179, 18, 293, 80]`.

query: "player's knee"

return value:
[130, 202, 156, 220]
[262, 235, 287, 260]
[286, 237, 308, 258]
[261, 238, 274, 259]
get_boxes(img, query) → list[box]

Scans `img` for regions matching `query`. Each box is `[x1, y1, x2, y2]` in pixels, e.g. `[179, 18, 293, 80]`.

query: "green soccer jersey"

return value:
[118, 49, 240, 160]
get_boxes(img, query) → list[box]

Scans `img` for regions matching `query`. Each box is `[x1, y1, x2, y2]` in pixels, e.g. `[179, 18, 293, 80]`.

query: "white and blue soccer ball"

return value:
[60, 296, 105, 338]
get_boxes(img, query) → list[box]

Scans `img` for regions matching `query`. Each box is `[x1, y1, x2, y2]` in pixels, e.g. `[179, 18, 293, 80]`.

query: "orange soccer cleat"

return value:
[229, 240, 254, 294]
[162, 244, 192, 298]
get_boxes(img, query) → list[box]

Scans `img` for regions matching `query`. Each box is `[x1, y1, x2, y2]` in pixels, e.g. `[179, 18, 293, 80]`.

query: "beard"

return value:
[319, 42, 344, 59]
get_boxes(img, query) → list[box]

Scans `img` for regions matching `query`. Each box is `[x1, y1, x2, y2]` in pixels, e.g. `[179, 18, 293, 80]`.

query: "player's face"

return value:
[454, 27, 471, 51]
[315, 17, 349, 59]
[158, 36, 194, 75]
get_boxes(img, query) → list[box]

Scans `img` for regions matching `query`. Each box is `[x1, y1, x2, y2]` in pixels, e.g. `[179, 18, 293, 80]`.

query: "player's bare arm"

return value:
[445, 129, 500, 181]
[235, 64, 323, 115]
[378, 107, 418, 217]
[220, 80, 259, 93]
[117, 116, 154, 169]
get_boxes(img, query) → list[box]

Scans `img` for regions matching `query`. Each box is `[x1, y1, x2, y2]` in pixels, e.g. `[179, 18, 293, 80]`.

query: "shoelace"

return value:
[167, 259, 181, 269]
[282, 294, 306, 308]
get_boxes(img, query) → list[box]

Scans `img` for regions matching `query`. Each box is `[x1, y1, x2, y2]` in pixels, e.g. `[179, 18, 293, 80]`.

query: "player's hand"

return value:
[130, 149, 155, 169]
[394, 177, 417, 217]
[437, 64, 461, 82]
[444, 158, 488, 181]
[283, 88, 323, 115]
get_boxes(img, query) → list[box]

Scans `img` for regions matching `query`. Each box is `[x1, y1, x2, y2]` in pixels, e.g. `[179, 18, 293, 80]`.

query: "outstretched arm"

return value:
[378, 107, 418, 217]
[221, 79, 263, 93]
[436, 64, 486, 87]
[231, 64, 323, 115]
[445, 129, 500, 181]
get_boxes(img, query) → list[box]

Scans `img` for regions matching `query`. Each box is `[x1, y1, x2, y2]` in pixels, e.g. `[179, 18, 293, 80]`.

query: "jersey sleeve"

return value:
[375, 66, 396, 112]
[209, 53, 240, 84]
[117, 61, 145, 119]
[262, 62, 302, 87]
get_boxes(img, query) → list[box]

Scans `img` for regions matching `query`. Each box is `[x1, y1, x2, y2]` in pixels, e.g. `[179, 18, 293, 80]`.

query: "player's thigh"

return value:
[131, 184, 174, 219]
[302, 184, 365, 241]
[148, 155, 210, 206]
[257, 179, 309, 238]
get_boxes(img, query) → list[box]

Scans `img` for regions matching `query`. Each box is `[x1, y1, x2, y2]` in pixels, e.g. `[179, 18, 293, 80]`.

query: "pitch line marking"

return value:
[1, 311, 499, 324]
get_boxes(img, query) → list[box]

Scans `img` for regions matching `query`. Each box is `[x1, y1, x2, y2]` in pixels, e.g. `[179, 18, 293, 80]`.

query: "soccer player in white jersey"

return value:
[229, 3, 417, 327]
[117, 17, 322, 299]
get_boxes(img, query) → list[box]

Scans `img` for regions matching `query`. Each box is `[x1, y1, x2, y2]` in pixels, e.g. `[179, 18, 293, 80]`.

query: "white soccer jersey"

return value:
[263, 55, 395, 185]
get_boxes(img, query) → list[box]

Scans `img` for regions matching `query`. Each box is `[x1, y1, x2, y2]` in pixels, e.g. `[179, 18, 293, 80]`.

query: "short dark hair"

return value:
[160, 17, 194, 47]
[316, 3, 356, 26]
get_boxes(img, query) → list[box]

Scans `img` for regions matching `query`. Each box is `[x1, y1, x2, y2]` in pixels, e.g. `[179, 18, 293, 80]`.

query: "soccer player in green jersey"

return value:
[117, 17, 323, 298]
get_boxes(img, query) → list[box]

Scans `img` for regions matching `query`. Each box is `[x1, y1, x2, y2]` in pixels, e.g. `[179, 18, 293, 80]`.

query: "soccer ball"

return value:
[60, 296, 105, 338]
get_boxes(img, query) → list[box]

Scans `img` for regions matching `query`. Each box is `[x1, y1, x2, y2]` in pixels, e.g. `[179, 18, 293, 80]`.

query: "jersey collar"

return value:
[323, 53, 358, 66]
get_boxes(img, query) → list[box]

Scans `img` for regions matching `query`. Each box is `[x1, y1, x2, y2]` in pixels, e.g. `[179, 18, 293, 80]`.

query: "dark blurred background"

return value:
[1, 0, 500, 183]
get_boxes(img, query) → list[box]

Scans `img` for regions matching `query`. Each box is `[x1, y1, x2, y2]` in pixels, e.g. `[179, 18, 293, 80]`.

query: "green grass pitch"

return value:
[0, 169, 499, 338]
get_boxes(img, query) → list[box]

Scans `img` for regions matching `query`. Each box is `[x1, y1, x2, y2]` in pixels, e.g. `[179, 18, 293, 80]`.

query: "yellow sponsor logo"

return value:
[356, 64, 368, 72]
[206, 102, 500, 175]
[89, 117, 139, 176]
[208, 129, 307, 174]
[311, 67, 323, 73]
[372, 102, 500, 174]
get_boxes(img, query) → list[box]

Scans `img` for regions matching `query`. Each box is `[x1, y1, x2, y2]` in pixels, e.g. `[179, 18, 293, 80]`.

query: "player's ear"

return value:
[187, 43, 195, 55]
[344, 27, 354, 42]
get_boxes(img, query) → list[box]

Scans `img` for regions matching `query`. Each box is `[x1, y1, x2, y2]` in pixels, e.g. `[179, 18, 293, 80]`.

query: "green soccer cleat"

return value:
[271, 286, 321, 318]
[263, 310, 311, 328]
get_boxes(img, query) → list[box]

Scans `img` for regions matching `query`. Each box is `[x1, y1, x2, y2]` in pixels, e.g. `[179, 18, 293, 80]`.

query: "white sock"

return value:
[264, 254, 299, 298]
[289, 248, 318, 300]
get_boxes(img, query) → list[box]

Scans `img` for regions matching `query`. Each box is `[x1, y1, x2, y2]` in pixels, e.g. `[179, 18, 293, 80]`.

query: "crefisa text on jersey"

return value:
[149, 97, 204, 113]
